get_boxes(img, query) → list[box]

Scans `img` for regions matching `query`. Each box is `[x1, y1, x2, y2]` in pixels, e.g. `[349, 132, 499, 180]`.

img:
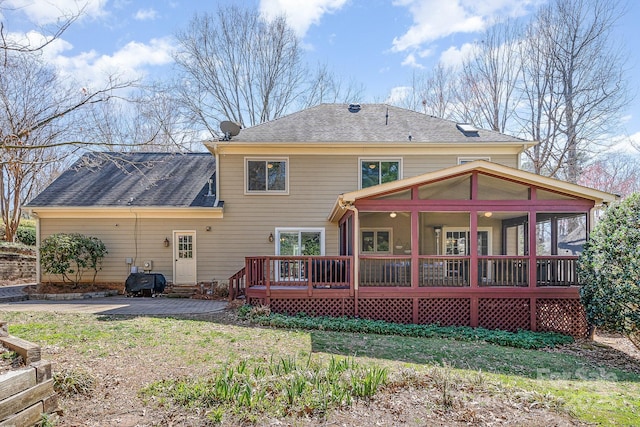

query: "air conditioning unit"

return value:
[142, 260, 153, 271]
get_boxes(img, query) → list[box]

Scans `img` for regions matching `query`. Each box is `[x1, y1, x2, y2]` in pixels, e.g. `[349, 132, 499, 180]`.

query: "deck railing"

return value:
[536, 256, 580, 286]
[478, 256, 529, 287]
[419, 257, 470, 287]
[246, 256, 352, 292]
[359, 257, 412, 287]
[241, 255, 580, 296]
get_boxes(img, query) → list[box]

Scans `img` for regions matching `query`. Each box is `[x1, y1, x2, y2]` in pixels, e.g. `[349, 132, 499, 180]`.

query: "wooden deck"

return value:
[232, 255, 588, 337]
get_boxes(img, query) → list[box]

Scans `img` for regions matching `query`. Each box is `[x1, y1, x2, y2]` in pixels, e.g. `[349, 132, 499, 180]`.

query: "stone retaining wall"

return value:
[0, 254, 36, 282]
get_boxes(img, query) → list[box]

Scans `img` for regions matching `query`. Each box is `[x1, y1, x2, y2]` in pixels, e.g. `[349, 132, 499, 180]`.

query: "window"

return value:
[458, 157, 490, 165]
[360, 159, 401, 189]
[246, 158, 288, 193]
[361, 228, 392, 253]
[275, 228, 325, 256]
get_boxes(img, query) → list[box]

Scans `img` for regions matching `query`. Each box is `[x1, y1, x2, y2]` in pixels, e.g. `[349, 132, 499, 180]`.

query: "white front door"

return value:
[174, 231, 196, 284]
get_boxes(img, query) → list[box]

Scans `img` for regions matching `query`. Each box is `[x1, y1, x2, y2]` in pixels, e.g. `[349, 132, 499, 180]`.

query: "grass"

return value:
[1, 310, 638, 425]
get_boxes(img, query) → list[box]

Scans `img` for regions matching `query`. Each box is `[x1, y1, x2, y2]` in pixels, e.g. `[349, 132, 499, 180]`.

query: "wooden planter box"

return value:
[0, 323, 58, 427]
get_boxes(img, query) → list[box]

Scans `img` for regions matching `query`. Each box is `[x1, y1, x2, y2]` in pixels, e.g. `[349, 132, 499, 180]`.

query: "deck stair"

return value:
[166, 284, 197, 298]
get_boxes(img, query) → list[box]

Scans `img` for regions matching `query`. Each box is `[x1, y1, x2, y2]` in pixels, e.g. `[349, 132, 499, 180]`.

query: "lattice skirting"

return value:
[478, 298, 531, 332]
[269, 298, 355, 318]
[358, 298, 413, 324]
[245, 295, 587, 337]
[418, 298, 471, 326]
[536, 298, 588, 337]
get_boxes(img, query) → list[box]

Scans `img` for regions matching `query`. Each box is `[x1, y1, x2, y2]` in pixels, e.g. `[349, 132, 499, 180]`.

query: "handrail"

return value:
[228, 266, 246, 301]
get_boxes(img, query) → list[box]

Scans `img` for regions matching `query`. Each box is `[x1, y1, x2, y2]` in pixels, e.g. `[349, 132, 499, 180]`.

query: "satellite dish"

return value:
[220, 121, 241, 137]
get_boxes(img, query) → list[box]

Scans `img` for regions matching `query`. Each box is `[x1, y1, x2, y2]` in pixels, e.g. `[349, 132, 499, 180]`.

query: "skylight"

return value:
[456, 123, 478, 133]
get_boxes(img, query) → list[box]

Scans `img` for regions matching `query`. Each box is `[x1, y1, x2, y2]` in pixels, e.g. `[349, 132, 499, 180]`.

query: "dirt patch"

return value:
[545, 331, 640, 376]
[45, 311, 638, 427]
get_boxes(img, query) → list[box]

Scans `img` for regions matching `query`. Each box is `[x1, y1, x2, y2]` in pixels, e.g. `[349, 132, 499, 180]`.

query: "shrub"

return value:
[40, 233, 107, 287]
[16, 225, 36, 246]
[578, 193, 640, 339]
[240, 310, 573, 349]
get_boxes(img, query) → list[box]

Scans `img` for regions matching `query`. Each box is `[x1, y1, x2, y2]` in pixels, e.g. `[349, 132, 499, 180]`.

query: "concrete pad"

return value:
[0, 296, 228, 316]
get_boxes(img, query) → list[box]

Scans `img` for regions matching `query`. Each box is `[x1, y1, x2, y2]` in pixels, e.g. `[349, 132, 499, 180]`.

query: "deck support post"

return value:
[470, 296, 479, 327]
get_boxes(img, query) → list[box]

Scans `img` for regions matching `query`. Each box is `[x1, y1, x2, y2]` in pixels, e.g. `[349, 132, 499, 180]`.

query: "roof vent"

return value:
[456, 123, 479, 135]
[348, 103, 361, 113]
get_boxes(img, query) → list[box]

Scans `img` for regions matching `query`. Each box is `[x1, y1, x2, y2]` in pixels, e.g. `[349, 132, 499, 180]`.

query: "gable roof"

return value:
[329, 160, 618, 222]
[27, 152, 217, 208]
[228, 103, 528, 144]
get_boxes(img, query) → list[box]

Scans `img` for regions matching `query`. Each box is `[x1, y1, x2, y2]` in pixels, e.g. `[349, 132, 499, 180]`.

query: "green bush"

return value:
[239, 309, 573, 349]
[16, 225, 36, 246]
[40, 233, 107, 287]
[578, 193, 640, 337]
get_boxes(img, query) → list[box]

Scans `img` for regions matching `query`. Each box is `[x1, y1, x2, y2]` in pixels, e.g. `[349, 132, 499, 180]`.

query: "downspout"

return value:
[212, 144, 221, 207]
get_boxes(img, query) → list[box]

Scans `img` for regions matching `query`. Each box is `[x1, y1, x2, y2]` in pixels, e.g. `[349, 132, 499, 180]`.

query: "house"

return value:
[27, 104, 617, 336]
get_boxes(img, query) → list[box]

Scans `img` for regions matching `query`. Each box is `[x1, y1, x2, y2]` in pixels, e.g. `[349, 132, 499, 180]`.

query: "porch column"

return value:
[470, 173, 478, 288]
[411, 209, 419, 288]
[528, 189, 537, 289]
[469, 210, 478, 288]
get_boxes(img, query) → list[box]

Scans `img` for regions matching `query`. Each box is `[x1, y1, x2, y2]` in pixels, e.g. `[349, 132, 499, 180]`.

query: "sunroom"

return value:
[240, 161, 616, 336]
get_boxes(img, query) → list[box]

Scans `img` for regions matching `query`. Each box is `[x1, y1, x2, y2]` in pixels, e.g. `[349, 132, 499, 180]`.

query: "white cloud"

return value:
[401, 53, 424, 69]
[259, 0, 349, 38]
[43, 37, 175, 87]
[391, 0, 537, 52]
[609, 132, 640, 154]
[385, 86, 412, 104]
[4, 0, 108, 25]
[134, 8, 159, 21]
[439, 43, 476, 69]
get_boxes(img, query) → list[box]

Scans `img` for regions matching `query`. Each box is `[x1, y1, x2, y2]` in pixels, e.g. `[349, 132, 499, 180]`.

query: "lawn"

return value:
[1, 309, 638, 426]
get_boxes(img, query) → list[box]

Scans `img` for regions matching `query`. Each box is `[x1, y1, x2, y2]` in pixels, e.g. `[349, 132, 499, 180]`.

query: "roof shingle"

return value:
[232, 103, 526, 144]
[27, 153, 217, 208]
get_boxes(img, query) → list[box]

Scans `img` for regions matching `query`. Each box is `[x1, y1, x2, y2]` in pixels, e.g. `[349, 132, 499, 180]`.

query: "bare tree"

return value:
[391, 65, 460, 120]
[524, 0, 631, 182]
[302, 63, 366, 107]
[0, 1, 82, 53]
[0, 50, 136, 242]
[517, 9, 565, 176]
[173, 5, 306, 135]
[458, 19, 522, 133]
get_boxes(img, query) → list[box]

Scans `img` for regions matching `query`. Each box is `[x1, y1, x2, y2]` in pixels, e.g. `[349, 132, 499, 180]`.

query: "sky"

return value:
[2, 0, 640, 152]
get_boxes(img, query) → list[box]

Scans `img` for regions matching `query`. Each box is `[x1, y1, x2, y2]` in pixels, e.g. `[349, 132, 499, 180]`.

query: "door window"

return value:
[178, 234, 193, 259]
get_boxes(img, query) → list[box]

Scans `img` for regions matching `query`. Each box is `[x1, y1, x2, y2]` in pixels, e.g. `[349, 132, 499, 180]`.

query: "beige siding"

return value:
[39, 217, 220, 284]
[38, 151, 521, 284]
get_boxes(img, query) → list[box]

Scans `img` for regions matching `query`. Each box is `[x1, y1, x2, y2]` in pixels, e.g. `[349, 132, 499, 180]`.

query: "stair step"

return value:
[165, 285, 197, 298]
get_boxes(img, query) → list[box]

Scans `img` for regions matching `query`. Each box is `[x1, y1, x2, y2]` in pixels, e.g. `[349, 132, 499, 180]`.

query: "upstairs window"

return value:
[246, 158, 288, 194]
[360, 159, 401, 189]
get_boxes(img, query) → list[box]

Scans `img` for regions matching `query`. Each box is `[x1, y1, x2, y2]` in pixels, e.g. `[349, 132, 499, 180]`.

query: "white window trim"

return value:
[458, 157, 491, 165]
[358, 157, 403, 189]
[360, 227, 393, 254]
[244, 157, 289, 195]
[274, 227, 325, 255]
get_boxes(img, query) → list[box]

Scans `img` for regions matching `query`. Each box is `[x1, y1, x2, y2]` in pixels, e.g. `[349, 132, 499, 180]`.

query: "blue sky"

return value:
[3, 0, 639, 151]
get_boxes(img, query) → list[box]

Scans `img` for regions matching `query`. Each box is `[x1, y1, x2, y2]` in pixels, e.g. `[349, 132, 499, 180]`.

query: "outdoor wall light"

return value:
[163, 237, 170, 247]
[268, 233, 274, 243]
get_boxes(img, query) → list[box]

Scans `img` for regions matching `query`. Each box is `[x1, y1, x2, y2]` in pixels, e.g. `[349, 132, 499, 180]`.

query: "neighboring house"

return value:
[27, 104, 617, 336]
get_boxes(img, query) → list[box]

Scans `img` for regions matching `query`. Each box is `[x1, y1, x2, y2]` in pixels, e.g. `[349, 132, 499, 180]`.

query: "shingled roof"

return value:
[27, 153, 217, 208]
[231, 103, 526, 144]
